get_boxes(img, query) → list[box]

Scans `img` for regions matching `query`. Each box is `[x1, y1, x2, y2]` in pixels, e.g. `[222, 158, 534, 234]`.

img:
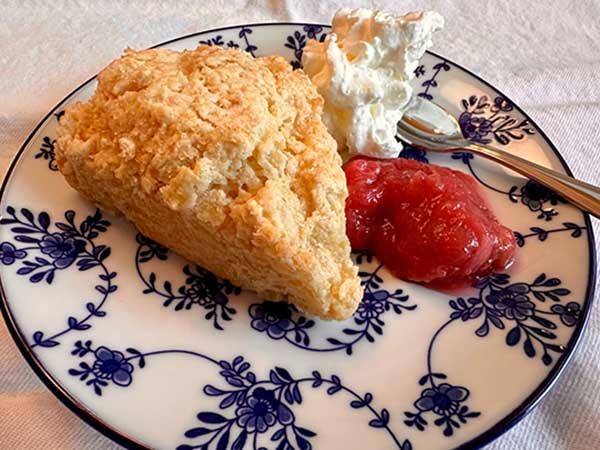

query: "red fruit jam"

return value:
[344, 156, 517, 289]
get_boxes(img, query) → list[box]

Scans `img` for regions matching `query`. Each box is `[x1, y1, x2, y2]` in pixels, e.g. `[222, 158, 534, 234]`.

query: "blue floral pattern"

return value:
[248, 253, 416, 355]
[508, 180, 567, 221]
[459, 95, 535, 145]
[450, 151, 575, 222]
[402, 70, 555, 226]
[399, 144, 429, 163]
[68, 340, 413, 450]
[249, 301, 301, 340]
[0, 207, 116, 348]
[90, 346, 134, 386]
[34, 136, 58, 171]
[69, 340, 136, 394]
[405, 380, 478, 437]
[135, 234, 240, 330]
[0, 242, 26, 265]
[199, 27, 257, 57]
[448, 96, 570, 222]
[453, 273, 577, 364]
[200, 35, 237, 48]
[34, 111, 62, 169]
[551, 302, 581, 327]
[285, 26, 328, 69]
[404, 324, 480, 436]
[136, 243, 416, 353]
[514, 222, 586, 247]
[404, 271, 579, 437]
[415, 60, 450, 100]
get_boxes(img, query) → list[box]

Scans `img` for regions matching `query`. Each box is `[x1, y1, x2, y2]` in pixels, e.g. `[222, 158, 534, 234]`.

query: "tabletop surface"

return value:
[1, 1, 599, 449]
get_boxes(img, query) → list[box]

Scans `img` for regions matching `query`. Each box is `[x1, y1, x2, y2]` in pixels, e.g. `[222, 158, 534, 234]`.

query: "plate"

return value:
[0, 23, 595, 450]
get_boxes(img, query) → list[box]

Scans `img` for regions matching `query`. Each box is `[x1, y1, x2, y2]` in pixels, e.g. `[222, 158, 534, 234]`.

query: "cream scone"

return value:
[56, 45, 362, 320]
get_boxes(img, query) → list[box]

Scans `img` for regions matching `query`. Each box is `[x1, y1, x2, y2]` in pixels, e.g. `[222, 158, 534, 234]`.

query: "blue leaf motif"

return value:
[219, 393, 237, 409]
[231, 431, 247, 450]
[271, 428, 285, 441]
[184, 427, 212, 438]
[1, 207, 116, 348]
[524, 338, 536, 357]
[197, 412, 228, 424]
[30, 271, 46, 283]
[38, 212, 50, 230]
[32, 331, 59, 347]
[275, 367, 293, 382]
[506, 326, 521, 346]
[296, 427, 316, 438]
[216, 429, 229, 450]
[17, 266, 34, 275]
[475, 321, 489, 337]
[369, 418, 385, 428]
[296, 435, 311, 450]
[203, 385, 223, 396]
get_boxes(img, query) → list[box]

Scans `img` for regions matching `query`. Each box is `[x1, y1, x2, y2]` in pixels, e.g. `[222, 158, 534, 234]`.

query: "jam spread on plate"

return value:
[344, 156, 517, 289]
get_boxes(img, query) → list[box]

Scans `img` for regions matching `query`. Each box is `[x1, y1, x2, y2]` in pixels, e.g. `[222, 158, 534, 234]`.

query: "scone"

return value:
[56, 45, 362, 320]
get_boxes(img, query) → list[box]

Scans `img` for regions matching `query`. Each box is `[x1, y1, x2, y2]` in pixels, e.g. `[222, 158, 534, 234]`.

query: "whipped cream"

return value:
[302, 8, 444, 159]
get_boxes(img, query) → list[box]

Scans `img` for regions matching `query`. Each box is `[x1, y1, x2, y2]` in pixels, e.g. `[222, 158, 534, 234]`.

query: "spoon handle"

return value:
[466, 142, 600, 218]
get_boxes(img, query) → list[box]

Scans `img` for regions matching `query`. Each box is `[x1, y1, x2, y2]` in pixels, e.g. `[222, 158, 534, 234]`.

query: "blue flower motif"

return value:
[399, 145, 429, 163]
[493, 96, 513, 112]
[356, 290, 388, 320]
[414, 383, 469, 416]
[551, 302, 580, 327]
[40, 232, 85, 268]
[458, 112, 493, 142]
[459, 94, 534, 146]
[303, 25, 323, 39]
[235, 387, 294, 433]
[186, 280, 227, 307]
[249, 301, 294, 339]
[92, 346, 134, 387]
[486, 289, 535, 320]
[520, 180, 565, 212]
[0, 242, 26, 265]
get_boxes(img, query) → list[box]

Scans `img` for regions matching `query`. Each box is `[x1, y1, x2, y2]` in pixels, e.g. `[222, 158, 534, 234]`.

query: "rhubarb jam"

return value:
[344, 156, 516, 289]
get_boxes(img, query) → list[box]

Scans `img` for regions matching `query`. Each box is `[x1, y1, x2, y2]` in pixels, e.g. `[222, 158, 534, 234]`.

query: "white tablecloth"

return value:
[1, 1, 599, 449]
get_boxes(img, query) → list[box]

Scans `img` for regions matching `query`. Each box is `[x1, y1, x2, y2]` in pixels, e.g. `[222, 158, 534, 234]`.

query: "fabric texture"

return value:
[0, 1, 599, 449]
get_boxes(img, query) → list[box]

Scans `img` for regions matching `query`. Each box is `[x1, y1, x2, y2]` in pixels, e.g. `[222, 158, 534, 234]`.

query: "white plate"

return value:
[0, 23, 595, 450]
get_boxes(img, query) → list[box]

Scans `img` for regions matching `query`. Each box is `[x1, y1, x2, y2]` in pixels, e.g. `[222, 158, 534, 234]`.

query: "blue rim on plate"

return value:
[0, 22, 595, 450]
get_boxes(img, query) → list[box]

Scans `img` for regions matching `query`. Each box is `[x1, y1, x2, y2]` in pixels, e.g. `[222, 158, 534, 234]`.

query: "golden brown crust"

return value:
[56, 45, 362, 320]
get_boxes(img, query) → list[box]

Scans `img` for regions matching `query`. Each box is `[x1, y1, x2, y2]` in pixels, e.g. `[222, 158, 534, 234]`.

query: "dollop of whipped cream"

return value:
[302, 8, 444, 159]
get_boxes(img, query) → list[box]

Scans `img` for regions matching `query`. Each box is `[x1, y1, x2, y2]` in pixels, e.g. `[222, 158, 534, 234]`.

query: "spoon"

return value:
[398, 97, 600, 218]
